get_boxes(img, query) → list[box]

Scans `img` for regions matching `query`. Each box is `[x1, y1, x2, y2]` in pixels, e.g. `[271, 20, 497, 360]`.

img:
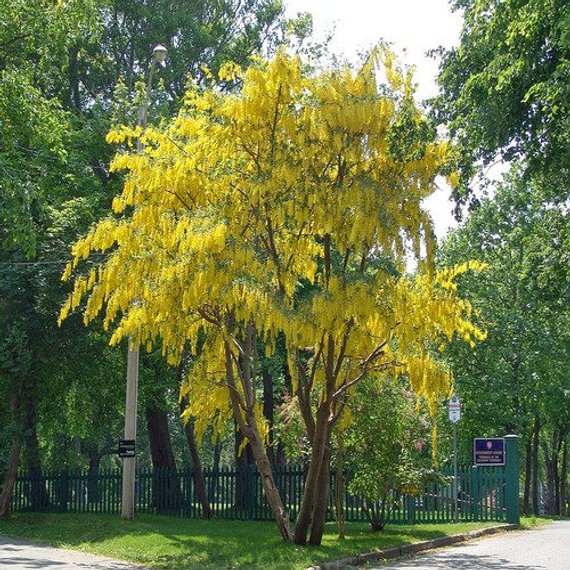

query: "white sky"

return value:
[283, 0, 464, 239]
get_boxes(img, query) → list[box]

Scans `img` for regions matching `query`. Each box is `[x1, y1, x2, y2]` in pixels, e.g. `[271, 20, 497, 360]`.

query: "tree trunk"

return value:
[0, 394, 23, 518]
[179, 400, 212, 518]
[244, 414, 292, 541]
[176, 349, 212, 519]
[294, 404, 329, 545]
[561, 439, 568, 517]
[209, 439, 222, 502]
[223, 337, 292, 541]
[262, 367, 276, 467]
[145, 403, 182, 512]
[553, 433, 561, 516]
[146, 403, 177, 469]
[308, 441, 332, 545]
[234, 426, 255, 511]
[261, 366, 287, 468]
[523, 439, 532, 515]
[67, 43, 81, 111]
[531, 415, 540, 515]
[333, 456, 346, 540]
[22, 378, 50, 511]
[87, 454, 101, 504]
[542, 441, 555, 514]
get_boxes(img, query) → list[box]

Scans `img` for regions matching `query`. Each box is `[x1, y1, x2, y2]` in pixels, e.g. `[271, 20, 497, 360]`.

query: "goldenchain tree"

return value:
[61, 50, 485, 544]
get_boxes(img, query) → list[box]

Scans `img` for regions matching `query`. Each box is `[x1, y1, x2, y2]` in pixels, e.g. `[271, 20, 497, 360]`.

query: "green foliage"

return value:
[439, 172, 569, 460]
[343, 377, 433, 530]
[435, 0, 570, 202]
[0, 0, 294, 478]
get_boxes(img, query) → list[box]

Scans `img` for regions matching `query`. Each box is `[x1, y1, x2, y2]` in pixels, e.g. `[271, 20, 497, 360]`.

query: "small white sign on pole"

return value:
[448, 394, 461, 423]
[448, 393, 461, 522]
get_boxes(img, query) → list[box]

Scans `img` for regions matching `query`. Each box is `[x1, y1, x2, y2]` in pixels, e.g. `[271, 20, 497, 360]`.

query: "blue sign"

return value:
[473, 438, 505, 466]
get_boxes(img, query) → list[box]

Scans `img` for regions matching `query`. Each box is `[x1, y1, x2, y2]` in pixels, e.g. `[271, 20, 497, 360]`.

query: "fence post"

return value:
[505, 434, 520, 525]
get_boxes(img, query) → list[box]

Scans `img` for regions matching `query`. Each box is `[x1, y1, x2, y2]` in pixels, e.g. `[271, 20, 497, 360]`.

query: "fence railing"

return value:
[11, 464, 507, 524]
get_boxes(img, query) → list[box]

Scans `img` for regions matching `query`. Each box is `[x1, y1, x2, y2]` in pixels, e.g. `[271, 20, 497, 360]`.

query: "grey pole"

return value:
[453, 421, 458, 522]
[121, 45, 167, 520]
[121, 344, 139, 519]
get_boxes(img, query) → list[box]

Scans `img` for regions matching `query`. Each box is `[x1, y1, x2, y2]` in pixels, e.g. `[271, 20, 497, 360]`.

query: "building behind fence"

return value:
[11, 463, 510, 524]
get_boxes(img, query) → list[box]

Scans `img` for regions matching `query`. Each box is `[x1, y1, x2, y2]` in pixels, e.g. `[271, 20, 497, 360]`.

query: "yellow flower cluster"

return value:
[60, 48, 483, 433]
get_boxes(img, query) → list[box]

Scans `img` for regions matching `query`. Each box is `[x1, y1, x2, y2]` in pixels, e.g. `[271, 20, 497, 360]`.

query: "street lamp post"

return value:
[121, 44, 167, 520]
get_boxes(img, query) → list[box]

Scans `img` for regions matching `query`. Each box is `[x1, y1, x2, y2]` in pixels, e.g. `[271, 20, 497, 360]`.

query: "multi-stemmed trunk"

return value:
[218, 308, 383, 545]
[293, 403, 332, 544]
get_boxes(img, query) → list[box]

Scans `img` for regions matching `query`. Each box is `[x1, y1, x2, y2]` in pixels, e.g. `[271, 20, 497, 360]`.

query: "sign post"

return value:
[448, 394, 461, 522]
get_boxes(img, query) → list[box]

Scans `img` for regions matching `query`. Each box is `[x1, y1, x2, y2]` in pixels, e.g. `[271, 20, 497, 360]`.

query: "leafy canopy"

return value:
[439, 171, 569, 446]
[435, 0, 570, 202]
[61, 50, 485, 437]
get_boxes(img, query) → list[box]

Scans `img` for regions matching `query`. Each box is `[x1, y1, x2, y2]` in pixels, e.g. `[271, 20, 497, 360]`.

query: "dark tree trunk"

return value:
[542, 439, 556, 514]
[553, 434, 561, 516]
[234, 426, 255, 510]
[561, 439, 568, 517]
[87, 454, 101, 504]
[145, 403, 182, 512]
[0, 393, 23, 518]
[523, 440, 532, 515]
[146, 404, 177, 469]
[531, 415, 541, 515]
[209, 439, 222, 502]
[263, 365, 287, 468]
[67, 43, 81, 111]
[22, 377, 50, 511]
[179, 401, 212, 518]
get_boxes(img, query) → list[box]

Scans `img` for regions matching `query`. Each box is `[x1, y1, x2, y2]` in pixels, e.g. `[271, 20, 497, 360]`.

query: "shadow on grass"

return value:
[0, 513, 498, 570]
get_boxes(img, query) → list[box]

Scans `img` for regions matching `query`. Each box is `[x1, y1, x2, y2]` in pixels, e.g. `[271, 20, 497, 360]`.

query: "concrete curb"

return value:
[312, 524, 519, 569]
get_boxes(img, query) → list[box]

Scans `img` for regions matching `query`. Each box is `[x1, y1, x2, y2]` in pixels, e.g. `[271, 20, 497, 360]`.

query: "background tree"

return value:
[434, 0, 570, 204]
[1, 0, 295, 515]
[439, 171, 570, 515]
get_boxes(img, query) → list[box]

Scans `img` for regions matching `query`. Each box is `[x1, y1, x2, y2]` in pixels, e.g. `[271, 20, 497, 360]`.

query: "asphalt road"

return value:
[0, 535, 147, 569]
[369, 520, 570, 570]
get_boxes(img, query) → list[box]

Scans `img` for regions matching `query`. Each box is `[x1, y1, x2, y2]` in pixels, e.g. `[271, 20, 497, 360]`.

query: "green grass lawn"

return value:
[0, 513, 537, 569]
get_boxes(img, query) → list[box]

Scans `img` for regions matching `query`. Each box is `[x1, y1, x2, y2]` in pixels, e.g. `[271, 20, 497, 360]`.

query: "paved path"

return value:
[0, 536, 147, 569]
[369, 520, 570, 569]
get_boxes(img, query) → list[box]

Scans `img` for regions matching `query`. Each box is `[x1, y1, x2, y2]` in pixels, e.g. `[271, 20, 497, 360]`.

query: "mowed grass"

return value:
[0, 513, 529, 569]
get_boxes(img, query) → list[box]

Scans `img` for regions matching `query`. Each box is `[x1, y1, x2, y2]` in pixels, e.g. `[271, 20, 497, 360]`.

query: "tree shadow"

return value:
[381, 549, 545, 570]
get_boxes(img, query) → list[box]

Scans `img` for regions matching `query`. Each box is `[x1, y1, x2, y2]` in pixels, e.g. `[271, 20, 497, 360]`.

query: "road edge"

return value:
[312, 523, 519, 569]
